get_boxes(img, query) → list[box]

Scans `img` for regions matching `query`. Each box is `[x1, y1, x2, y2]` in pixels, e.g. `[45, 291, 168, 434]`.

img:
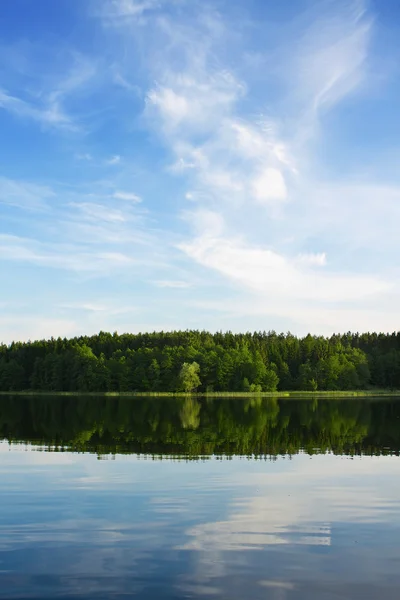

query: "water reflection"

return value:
[1, 395, 400, 456]
[1, 396, 400, 599]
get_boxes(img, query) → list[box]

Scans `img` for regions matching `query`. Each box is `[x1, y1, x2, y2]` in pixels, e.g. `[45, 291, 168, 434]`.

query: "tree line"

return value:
[1, 396, 399, 457]
[0, 330, 400, 392]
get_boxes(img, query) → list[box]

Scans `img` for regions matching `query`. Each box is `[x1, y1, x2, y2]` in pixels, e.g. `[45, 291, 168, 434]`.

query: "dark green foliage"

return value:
[1, 395, 399, 457]
[0, 329, 399, 392]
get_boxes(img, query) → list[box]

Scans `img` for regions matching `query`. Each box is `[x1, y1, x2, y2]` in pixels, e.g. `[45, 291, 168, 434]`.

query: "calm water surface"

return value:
[1, 395, 400, 599]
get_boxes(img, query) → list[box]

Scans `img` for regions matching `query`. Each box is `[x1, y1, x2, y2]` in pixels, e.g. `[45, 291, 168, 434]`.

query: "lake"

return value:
[1, 395, 400, 599]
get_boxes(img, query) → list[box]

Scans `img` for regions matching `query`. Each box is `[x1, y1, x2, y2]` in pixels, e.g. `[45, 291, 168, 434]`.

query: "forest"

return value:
[0, 330, 400, 392]
[1, 396, 399, 457]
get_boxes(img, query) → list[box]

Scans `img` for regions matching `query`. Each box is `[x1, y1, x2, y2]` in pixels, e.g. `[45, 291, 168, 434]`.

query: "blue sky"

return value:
[1, 0, 399, 343]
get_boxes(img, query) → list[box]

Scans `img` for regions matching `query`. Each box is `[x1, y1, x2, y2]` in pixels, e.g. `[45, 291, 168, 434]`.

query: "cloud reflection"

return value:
[1, 448, 400, 599]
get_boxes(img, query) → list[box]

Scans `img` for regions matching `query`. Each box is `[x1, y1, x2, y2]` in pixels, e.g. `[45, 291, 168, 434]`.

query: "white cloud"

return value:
[147, 72, 245, 134]
[147, 87, 190, 126]
[203, 169, 243, 194]
[1, 0, 397, 338]
[296, 4, 372, 113]
[0, 88, 75, 130]
[179, 230, 390, 303]
[152, 280, 191, 288]
[134, 0, 399, 333]
[113, 191, 142, 202]
[183, 209, 225, 238]
[0, 233, 134, 273]
[58, 302, 138, 316]
[296, 253, 327, 267]
[69, 202, 126, 222]
[102, 0, 163, 21]
[106, 155, 121, 165]
[231, 121, 296, 173]
[0, 56, 96, 132]
[0, 177, 54, 211]
[178, 454, 400, 554]
[145, 52, 292, 216]
[251, 167, 287, 204]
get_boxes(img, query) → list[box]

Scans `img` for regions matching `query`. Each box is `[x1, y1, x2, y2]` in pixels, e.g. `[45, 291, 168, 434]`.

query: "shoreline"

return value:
[0, 390, 399, 398]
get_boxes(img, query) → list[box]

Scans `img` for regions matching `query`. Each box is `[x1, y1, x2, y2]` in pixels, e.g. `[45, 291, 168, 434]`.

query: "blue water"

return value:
[1, 396, 400, 599]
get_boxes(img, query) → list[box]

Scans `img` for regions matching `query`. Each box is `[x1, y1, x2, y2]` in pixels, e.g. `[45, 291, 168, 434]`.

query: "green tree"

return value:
[148, 358, 161, 391]
[262, 367, 279, 392]
[298, 362, 318, 391]
[1, 328, 399, 393]
[179, 361, 201, 392]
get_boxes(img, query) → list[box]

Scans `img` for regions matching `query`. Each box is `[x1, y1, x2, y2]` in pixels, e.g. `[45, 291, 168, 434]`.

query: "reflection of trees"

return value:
[179, 396, 201, 430]
[0, 396, 399, 457]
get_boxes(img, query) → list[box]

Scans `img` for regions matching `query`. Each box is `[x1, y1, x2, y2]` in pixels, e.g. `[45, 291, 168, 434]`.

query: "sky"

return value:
[0, 0, 400, 343]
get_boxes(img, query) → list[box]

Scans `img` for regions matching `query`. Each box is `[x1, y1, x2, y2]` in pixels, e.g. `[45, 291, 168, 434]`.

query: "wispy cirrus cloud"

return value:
[293, 1, 372, 114]
[106, 155, 121, 165]
[0, 0, 398, 340]
[113, 190, 142, 202]
[0, 233, 134, 274]
[69, 202, 127, 223]
[152, 279, 191, 289]
[0, 173, 159, 279]
[141, 0, 372, 210]
[0, 88, 76, 130]
[101, 0, 170, 24]
[0, 53, 97, 131]
[114, 0, 398, 333]
[146, 72, 245, 133]
[0, 176, 55, 211]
